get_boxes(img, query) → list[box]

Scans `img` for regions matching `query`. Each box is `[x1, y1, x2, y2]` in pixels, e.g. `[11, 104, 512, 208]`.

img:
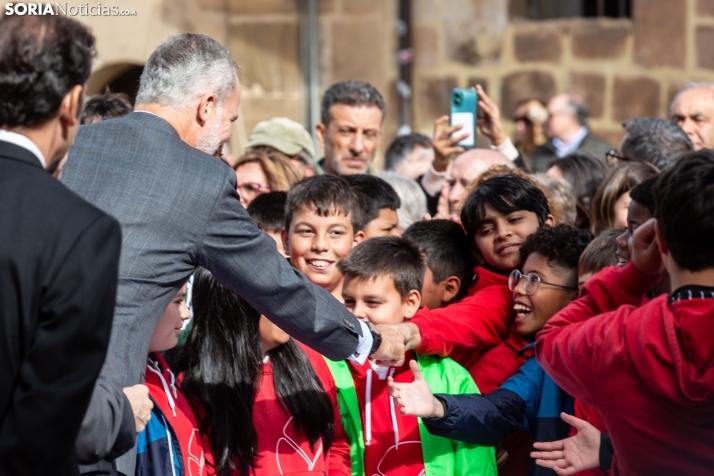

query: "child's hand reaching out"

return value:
[388, 360, 445, 418]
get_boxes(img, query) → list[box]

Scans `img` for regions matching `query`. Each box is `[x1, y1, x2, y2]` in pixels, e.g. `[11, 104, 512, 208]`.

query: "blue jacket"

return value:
[423, 352, 573, 476]
[135, 396, 184, 476]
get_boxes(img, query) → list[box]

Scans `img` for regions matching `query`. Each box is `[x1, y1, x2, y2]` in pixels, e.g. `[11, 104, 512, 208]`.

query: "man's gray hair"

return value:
[136, 33, 241, 109]
[563, 94, 589, 126]
[670, 81, 714, 115]
[621, 117, 692, 171]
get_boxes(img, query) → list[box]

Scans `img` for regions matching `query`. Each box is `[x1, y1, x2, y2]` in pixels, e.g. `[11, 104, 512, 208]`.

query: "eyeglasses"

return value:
[606, 149, 630, 166]
[508, 269, 578, 296]
[236, 182, 272, 199]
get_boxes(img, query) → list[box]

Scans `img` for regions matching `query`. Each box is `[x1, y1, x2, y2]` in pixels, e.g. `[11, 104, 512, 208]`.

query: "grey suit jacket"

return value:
[62, 112, 364, 387]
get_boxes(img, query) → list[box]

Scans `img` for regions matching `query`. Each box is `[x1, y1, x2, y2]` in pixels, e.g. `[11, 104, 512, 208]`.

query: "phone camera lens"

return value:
[454, 92, 463, 106]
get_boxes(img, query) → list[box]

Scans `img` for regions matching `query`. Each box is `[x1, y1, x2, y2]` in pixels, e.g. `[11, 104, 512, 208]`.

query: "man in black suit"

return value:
[0, 15, 122, 475]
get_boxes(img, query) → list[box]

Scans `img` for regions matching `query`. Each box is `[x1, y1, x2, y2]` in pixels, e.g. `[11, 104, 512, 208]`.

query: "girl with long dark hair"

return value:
[175, 268, 351, 476]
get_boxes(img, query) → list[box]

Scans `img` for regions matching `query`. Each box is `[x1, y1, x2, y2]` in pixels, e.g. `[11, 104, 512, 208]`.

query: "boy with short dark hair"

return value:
[402, 219, 476, 309]
[536, 151, 714, 475]
[578, 227, 621, 289]
[282, 175, 364, 300]
[326, 236, 496, 476]
[246, 191, 288, 256]
[344, 174, 401, 238]
[390, 225, 593, 476]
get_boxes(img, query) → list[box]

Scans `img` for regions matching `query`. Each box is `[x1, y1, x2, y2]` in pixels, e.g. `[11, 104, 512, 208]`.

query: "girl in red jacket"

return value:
[175, 268, 352, 476]
[140, 284, 216, 475]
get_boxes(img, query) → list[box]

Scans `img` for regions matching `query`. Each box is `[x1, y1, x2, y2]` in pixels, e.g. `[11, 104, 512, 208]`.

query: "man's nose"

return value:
[350, 132, 365, 154]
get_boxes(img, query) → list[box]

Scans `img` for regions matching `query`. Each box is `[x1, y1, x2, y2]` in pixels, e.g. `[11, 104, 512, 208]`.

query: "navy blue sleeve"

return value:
[422, 388, 526, 445]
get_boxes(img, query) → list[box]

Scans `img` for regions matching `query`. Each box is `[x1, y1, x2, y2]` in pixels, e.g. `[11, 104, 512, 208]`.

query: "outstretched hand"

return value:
[530, 413, 601, 475]
[388, 360, 444, 418]
[631, 218, 663, 279]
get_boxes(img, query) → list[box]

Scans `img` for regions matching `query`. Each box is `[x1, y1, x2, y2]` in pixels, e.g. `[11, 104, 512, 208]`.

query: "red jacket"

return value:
[411, 266, 532, 394]
[145, 352, 215, 475]
[536, 262, 714, 476]
[348, 352, 425, 476]
[242, 344, 352, 476]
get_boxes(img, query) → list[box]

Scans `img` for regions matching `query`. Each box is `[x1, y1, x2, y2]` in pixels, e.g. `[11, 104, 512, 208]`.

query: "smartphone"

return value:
[450, 88, 478, 148]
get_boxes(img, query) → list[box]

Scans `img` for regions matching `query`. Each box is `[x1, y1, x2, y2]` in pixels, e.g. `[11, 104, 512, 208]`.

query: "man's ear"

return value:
[353, 230, 365, 246]
[196, 93, 218, 127]
[543, 214, 555, 227]
[281, 228, 291, 258]
[59, 85, 84, 130]
[314, 122, 326, 149]
[403, 289, 421, 319]
[440, 276, 461, 305]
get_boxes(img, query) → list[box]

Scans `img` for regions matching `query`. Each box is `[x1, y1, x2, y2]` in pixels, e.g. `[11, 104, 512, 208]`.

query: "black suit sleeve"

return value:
[423, 389, 526, 446]
[75, 344, 137, 464]
[0, 215, 121, 475]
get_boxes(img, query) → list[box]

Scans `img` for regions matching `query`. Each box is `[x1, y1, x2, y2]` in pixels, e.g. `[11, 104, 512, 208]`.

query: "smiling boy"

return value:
[325, 236, 497, 476]
[389, 225, 593, 476]
[282, 175, 364, 300]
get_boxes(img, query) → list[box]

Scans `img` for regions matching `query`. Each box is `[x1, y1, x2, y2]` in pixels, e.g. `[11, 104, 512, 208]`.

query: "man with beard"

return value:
[315, 80, 385, 175]
[61, 33, 406, 475]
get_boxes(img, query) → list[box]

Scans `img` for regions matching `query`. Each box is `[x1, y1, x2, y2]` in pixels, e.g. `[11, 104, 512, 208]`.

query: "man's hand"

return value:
[631, 218, 663, 279]
[123, 384, 153, 434]
[530, 413, 601, 475]
[388, 360, 444, 418]
[370, 324, 408, 367]
[432, 115, 467, 173]
[474, 85, 508, 147]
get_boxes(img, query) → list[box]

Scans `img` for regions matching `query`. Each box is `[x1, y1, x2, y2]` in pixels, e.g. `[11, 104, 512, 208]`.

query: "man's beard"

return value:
[195, 108, 223, 156]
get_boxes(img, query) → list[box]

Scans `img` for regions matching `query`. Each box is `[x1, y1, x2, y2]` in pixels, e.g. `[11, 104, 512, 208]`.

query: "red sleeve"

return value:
[535, 263, 657, 406]
[537, 263, 657, 338]
[411, 285, 513, 356]
[301, 345, 352, 476]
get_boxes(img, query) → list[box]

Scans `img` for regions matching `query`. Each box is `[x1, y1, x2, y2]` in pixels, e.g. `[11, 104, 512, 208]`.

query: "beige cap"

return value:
[246, 117, 316, 159]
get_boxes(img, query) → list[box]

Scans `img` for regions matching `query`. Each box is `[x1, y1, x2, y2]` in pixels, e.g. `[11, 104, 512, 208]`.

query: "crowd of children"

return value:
[135, 150, 714, 476]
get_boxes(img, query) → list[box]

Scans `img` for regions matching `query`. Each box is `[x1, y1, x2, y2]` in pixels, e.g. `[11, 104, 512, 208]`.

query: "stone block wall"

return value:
[39, 0, 714, 166]
[412, 0, 714, 149]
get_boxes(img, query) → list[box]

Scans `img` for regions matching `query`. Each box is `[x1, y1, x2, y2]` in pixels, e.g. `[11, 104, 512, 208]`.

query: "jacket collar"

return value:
[0, 139, 46, 171]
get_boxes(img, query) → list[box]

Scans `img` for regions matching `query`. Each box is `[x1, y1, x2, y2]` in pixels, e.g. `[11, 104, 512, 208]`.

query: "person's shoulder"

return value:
[581, 131, 614, 150]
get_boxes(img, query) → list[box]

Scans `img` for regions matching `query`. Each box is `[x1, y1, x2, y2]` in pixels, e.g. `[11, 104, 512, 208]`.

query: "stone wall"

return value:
[12, 0, 714, 166]
[412, 0, 714, 148]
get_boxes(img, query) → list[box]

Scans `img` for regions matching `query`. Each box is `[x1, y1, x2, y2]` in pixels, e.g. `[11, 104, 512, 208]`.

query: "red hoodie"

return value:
[241, 344, 352, 476]
[537, 262, 714, 476]
[348, 351, 425, 476]
[411, 266, 531, 395]
[145, 352, 215, 475]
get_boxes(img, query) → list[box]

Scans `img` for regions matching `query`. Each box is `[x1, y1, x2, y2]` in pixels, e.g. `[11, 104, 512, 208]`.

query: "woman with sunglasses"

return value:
[233, 148, 302, 207]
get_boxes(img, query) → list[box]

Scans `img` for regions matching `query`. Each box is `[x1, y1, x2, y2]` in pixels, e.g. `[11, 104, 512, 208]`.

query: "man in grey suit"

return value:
[62, 33, 405, 474]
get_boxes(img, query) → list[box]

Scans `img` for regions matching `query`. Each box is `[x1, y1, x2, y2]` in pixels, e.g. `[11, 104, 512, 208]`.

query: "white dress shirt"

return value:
[0, 129, 46, 169]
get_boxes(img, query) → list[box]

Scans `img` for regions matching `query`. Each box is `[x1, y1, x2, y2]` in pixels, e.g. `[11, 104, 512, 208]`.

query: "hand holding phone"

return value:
[450, 88, 478, 148]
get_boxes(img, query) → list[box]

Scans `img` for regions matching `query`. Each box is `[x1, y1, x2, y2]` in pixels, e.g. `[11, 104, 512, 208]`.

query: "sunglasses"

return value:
[508, 269, 578, 296]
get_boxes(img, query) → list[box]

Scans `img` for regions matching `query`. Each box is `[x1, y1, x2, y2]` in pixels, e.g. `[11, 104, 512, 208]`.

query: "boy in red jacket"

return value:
[536, 151, 714, 476]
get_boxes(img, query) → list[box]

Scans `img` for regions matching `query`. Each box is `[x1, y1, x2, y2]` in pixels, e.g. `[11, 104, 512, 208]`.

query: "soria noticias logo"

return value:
[4, 2, 137, 16]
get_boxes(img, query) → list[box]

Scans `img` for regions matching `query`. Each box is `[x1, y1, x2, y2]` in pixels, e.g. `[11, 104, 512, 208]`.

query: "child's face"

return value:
[362, 208, 399, 239]
[615, 199, 653, 267]
[512, 252, 578, 339]
[474, 204, 552, 272]
[148, 285, 191, 353]
[420, 267, 460, 310]
[342, 274, 420, 326]
[577, 271, 594, 290]
[283, 208, 362, 297]
[259, 315, 290, 355]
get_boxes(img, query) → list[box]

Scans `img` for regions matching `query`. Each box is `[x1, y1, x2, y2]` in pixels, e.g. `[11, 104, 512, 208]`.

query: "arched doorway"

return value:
[86, 63, 144, 104]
